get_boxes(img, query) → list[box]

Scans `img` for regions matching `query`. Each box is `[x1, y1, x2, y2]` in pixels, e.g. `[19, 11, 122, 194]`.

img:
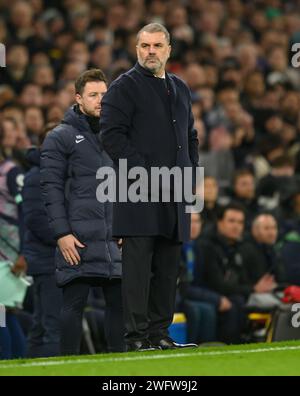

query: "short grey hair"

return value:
[136, 23, 170, 44]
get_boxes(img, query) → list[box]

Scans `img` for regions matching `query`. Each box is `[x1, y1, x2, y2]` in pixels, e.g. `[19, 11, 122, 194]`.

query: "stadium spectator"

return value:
[257, 155, 298, 205]
[0, 44, 30, 94]
[24, 106, 45, 145]
[241, 214, 286, 287]
[201, 203, 276, 343]
[231, 169, 260, 230]
[22, 123, 62, 358]
[199, 176, 221, 237]
[19, 84, 43, 108]
[179, 212, 234, 344]
[0, 125, 26, 359]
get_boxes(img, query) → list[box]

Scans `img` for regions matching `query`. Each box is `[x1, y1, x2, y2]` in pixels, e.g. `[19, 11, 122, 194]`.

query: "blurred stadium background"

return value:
[2, 0, 300, 369]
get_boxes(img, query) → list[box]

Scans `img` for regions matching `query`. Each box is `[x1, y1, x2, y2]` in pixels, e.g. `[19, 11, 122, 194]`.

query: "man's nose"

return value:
[148, 46, 157, 54]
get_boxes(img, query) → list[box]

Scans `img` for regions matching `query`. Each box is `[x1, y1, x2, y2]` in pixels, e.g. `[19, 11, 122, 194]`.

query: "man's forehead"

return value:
[83, 81, 107, 93]
[225, 210, 244, 219]
[138, 31, 168, 44]
[257, 215, 276, 226]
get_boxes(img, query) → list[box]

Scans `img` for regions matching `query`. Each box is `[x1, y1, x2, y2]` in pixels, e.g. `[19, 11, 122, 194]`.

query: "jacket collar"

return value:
[215, 232, 241, 250]
[134, 62, 168, 80]
[63, 105, 90, 132]
[26, 147, 40, 167]
[134, 62, 178, 112]
[63, 105, 103, 153]
[134, 62, 157, 78]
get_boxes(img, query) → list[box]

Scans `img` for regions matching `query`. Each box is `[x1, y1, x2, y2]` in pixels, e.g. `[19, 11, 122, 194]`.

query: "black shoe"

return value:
[126, 340, 161, 352]
[151, 337, 198, 350]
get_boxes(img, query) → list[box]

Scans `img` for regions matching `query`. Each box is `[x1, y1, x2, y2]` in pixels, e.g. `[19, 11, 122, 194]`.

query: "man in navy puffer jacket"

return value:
[40, 70, 124, 355]
[22, 145, 62, 357]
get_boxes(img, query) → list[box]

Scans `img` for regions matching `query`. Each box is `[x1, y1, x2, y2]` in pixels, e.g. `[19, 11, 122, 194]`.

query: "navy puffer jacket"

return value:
[40, 106, 122, 287]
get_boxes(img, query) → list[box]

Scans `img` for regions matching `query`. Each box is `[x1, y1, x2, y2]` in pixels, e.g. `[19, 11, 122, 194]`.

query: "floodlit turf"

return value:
[0, 341, 300, 376]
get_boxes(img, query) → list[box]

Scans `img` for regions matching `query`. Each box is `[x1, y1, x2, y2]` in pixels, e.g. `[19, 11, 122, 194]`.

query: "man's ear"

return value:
[75, 93, 82, 105]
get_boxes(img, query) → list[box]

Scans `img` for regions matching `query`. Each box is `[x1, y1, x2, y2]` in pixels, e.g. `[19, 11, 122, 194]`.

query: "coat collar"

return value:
[134, 62, 156, 78]
[134, 62, 178, 111]
[134, 62, 170, 83]
[63, 105, 103, 153]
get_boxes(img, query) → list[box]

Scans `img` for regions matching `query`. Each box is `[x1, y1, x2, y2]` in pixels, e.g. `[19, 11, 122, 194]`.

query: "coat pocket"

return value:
[55, 246, 85, 269]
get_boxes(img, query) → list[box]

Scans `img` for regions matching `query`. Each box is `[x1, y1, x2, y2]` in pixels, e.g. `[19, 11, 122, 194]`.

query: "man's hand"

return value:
[11, 255, 27, 276]
[57, 234, 85, 265]
[218, 296, 232, 312]
[254, 274, 277, 294]
[117, 239, 123, 248]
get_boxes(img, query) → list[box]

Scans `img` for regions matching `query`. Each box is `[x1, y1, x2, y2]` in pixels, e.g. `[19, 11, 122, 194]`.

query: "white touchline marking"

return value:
[0, 345, 300, 370]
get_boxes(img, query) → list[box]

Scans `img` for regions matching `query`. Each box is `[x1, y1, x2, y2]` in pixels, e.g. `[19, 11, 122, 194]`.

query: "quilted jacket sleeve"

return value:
[40, 126, 73, 240]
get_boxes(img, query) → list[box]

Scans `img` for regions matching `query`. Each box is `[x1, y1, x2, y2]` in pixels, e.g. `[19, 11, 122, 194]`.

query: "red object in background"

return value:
[282, 286, 300, 303]
[168, 62, 183, 75]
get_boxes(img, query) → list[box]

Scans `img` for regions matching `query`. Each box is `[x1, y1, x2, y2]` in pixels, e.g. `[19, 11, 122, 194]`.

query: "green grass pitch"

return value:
[0, 341, 300, 376]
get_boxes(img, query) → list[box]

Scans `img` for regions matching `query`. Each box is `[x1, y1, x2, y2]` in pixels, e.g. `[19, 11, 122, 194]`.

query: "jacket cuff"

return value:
[55, 232, 72, 241]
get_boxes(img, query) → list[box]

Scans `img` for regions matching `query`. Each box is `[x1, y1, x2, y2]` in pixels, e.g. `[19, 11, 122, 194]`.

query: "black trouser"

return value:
[218, 295, 247, 344]
[60, 278, 124, 355]
[122, 236, 181, 344]
[27, 274, 62, 358]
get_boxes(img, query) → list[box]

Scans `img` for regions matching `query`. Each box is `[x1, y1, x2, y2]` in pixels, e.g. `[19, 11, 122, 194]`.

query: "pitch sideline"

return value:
[0, 345, 300, 370]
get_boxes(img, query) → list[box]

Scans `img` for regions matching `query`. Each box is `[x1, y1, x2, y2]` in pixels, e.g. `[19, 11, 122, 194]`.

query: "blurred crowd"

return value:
[1, 0, 300, 196]
[1, 0, 300, 357]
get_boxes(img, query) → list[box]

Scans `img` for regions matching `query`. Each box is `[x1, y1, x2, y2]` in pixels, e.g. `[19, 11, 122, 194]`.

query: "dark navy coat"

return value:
[100, 63, 199, 242]
[40, 106, 122, 287]
[22, 148, 56, 276]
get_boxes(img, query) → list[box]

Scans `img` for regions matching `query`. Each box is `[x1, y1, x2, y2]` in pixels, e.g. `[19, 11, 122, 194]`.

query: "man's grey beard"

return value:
[140, 59, 164, 74]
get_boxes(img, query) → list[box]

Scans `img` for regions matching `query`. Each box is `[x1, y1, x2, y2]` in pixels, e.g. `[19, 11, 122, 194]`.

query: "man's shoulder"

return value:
[24, 165, 39, 181]
[196, 237, 218, 256]
[240, 238, 260, 253]
[168, 73, 189, 92]
[0, 158, 17, 173]
[42, 121, 76, 151]
[109, 67, 138, 89]
[49, 121, 76, 138]
[104, 69, 140, 105]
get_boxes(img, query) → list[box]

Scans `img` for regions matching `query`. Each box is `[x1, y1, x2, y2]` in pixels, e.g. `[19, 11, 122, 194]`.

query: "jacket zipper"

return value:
[103, 200, 113, 279]
[105, 241, 113, 279]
